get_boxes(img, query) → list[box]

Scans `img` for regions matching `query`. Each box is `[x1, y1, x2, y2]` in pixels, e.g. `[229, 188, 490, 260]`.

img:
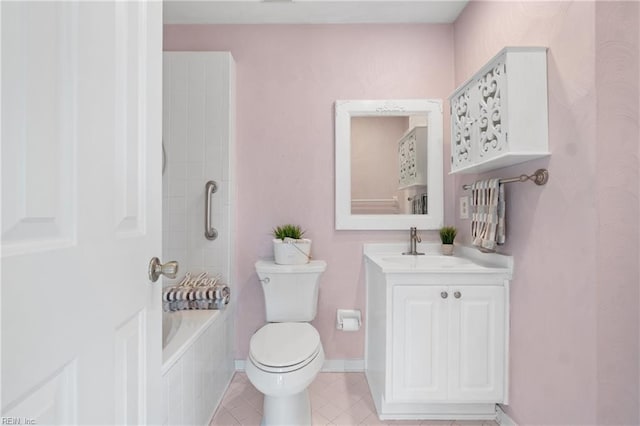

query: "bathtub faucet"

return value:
[402, 227, 425, 256]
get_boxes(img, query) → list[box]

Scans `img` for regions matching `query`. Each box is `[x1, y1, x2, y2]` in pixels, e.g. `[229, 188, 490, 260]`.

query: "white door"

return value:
[1, 1, 163, 424]
[448, 286, 505, 402]
[390, 285, 448, 402]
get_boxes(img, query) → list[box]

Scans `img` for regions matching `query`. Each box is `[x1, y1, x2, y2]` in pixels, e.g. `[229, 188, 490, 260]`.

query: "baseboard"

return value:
[234, 359, 365, 372]
[321, 359, 365, 372]
[496, 405, 517, 426]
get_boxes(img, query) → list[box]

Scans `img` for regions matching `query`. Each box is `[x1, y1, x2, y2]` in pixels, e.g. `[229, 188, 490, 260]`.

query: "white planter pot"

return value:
[273, 238, 312, 265]
[441, 243, 454, 256]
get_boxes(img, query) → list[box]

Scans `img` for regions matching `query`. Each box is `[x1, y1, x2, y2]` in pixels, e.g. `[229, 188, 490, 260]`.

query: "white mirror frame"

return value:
[335, 99, 444, 230]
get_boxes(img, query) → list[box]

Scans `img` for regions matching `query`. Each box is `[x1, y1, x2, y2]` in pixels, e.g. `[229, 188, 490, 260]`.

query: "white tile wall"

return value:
[162, 52, 236, 424]
[162, 52, 235, 284]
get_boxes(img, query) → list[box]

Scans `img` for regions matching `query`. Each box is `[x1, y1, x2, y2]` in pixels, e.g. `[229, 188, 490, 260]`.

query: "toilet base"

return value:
[262, 389, 311, 426]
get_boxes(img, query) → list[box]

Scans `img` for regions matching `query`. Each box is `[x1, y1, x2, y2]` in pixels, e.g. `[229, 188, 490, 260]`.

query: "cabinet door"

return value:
[448, 286, 505, 402]
[451, 54, 509, 170]
[398, 134, 412, 187]
[390, 286, 448, 402]
[451, 88, 474, 171]
[475, 58, 508, 162]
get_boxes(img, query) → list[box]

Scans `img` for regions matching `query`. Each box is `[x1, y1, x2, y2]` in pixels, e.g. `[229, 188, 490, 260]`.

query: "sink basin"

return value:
[380, 255, 473, 267]
[367, 253, 493, 273]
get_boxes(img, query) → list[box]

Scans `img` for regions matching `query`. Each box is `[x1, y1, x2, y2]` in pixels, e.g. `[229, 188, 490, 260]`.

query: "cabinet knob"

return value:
[454, 291, 462, 299]
[441, 291, 448, 299]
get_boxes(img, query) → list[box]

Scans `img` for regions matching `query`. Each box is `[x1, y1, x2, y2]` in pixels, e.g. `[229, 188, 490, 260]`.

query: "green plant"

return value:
[439, 226, 457, 244]
[272, 224, 305, 241]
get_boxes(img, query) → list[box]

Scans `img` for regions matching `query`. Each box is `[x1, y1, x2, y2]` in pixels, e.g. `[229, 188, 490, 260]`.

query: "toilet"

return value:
[246, 259, 327, 426]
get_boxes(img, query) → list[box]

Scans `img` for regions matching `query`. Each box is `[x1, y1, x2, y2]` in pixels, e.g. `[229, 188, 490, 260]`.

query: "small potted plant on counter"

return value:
[439, 226, 457, 256]
[272, 224, 312, 265]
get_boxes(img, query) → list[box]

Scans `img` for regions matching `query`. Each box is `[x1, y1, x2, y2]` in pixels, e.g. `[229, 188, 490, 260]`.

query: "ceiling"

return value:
[163, 0, 469, 24]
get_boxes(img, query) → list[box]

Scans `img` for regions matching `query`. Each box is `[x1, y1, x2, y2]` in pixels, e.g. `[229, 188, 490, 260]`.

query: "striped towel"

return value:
[471, 178, 506, 251]
[162, 283, 230, 312]
[163, 299, 228, 312]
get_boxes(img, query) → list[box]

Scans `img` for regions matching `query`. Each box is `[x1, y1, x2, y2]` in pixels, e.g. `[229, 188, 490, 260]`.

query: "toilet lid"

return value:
[249, 323, 321, 369]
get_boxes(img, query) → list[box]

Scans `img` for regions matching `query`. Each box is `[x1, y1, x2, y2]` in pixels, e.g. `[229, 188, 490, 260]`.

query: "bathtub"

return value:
[161, 309, 234, 425]
[162, 310, 183, 351]
[162, 310, 216, 369]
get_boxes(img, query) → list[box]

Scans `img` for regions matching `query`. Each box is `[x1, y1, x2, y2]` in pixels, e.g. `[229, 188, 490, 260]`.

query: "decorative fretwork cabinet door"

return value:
[475, 60, 508, 162]
[451, 88, 474, 171]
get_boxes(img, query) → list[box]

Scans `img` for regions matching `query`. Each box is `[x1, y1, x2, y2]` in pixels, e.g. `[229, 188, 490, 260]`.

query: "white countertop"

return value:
[363, 243, 513, 276]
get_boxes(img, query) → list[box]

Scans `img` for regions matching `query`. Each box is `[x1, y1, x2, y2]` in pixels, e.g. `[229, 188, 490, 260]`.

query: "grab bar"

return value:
[205, 181, 218, 240]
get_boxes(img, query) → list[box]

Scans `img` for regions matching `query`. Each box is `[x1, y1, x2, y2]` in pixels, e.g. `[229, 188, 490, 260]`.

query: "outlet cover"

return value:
[460, 196, 470, 219]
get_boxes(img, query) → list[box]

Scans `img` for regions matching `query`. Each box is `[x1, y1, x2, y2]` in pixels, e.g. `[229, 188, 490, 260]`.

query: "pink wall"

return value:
[164, 24, 455, 361]
[454, 1, 639, 424]
[594, 2, 639, 424]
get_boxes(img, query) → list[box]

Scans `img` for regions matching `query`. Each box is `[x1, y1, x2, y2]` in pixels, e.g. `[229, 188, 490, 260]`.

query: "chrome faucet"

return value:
[402, 227, 425, 255]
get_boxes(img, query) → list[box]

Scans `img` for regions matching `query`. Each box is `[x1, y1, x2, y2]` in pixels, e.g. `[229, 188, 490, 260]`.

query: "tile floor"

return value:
[210, 372, 499, 426]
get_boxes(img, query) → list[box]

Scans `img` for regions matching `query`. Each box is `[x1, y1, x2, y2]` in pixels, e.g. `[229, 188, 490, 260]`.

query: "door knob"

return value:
[148, 257, 179, 282]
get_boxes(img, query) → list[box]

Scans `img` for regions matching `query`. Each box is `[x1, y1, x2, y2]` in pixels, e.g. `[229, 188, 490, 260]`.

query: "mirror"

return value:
[335, 99, 443, 230]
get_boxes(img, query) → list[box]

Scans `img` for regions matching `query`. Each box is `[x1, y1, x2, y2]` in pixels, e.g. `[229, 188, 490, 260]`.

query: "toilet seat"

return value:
[249, 322, 321, 374]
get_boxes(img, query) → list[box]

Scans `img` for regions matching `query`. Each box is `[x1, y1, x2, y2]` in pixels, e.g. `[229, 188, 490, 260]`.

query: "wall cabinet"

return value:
[450, 47, 549, 174]
[398, 126, 428, 189]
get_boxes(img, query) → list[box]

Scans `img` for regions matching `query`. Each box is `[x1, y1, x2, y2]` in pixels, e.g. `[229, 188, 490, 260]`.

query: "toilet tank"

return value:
[255, 260, 327, 322]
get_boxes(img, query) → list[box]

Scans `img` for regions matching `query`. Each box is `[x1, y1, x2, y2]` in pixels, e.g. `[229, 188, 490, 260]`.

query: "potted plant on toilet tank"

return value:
[272, 224, 312, 265]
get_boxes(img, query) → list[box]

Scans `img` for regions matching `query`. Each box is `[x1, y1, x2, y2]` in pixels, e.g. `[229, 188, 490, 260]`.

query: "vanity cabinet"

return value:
[450, 47, 549, 174]
[398, 126, 428, 189]
[391, 285, 505, 403]
[364, 244, 513, 421]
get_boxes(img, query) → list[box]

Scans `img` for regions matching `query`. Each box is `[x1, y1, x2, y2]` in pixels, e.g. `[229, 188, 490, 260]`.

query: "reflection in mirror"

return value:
[335, 99, 443, 230]
[351, 115, 428, 215]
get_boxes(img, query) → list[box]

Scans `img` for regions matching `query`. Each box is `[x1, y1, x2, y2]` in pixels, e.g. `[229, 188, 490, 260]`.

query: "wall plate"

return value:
[460, 196, 470, 219]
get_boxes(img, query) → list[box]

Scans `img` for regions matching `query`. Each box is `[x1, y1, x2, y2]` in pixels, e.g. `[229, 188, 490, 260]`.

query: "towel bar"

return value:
[462, 169, 549, 190]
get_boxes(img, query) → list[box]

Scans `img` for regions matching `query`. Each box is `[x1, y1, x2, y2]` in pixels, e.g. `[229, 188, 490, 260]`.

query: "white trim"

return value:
[321, 359, 365, 372]
[496, 405, 517, 426]
[163, 2, 469, 25]
[234, 359, 365, 372]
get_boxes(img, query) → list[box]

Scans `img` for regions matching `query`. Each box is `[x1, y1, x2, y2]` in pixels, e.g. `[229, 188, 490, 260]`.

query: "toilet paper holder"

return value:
[336, 309, 362, 331]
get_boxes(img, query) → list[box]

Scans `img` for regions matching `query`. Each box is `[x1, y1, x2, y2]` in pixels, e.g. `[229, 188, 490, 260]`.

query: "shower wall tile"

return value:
[170, 161, 189, 180]
[203, 247, 222, 269]
[186, 178, 204, 203]
[168, 97, 188, 163]
[167, 231, 187, 249]
[168, 214, 186, 233]
[167, 199, 187, 216]
[187, 161, 205, 179]
[163, 51, 235, 289]
[187, 140, 205, 163]
[168, 179, 187, 198]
